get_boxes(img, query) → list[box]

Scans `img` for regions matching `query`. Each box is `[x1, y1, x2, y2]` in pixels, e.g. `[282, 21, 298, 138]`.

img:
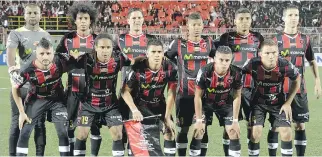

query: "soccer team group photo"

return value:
[0, 0, 321, 156]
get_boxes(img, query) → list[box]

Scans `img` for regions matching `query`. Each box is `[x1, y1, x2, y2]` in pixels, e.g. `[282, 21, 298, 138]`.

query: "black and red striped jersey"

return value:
[219, 31, 264, 88]
[195, 63, 242, 110]
[82, 52, 132, 112]
[242, 57, 300, 104]
[274, 32, 314, 94]
[16, 55, 67, 103]
[126, 59, 177, 104]
[165, 36, 216, 97]
[117, 33, 156, 82]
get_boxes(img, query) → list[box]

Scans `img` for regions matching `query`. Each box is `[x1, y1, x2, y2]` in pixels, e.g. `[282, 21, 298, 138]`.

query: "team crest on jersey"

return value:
[100, 68, 108, 73]
[200, 42, 207, 49]
[227, 77, 234, 83]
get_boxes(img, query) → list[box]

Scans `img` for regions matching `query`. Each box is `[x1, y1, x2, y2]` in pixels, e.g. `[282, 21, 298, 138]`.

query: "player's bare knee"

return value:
[251, 127, 262, 143]
[294, 123, 305, 131]
[227, 130, 238, 140]
[164, 132, 174, 141]
[279, 127, 292, 141]
[77, 127, 90, 140]
[194, 131, 204, 140]
[109, 125, 123, 141]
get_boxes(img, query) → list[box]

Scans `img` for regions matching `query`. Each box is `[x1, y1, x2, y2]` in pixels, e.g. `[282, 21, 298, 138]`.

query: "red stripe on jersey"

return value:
[49, 64, 56, 77]
[145, 70, 152, 84]
[72, 76, 80, 92]
[295, 34, 303, 49]
[155, 89, 162, 97]
[223, 71, 231, 88]
[127, 54, 134, 59]
[91, 97, 100, 106]
[271, 67, 279, 81]
[94, 81, 100, 89]
[283, 78, 290, 93]
[188, 80, 195, 95]
[247, 53, 254, 60]
[139, 35, 147, 47]
[125, 34, 133, 47]
[282, 34, 290, 48]
[295, 56, 302, 66]
[200, 60, 207, 68]
[143, 90, 149, 96]
[244, 74, 252, 88]
[86, 35, 93, 48]
[168, 81, 177, 90]
[200, 39, 207, 53]
[234, 52, 242, 62]
[187, 42, 194, 53]
[257, 66, 264, 81]
[188, 60, 195, 71]
[108, 58, 115, 73]
[247, 35, 255, 45]
[105, 96, 111, 107]
[211, 72, 218, 88]
[234, 37, 241, 45]
[35, 70, 45, 85]
[270, 86, 277, 94]
[73, 35, 80, 48]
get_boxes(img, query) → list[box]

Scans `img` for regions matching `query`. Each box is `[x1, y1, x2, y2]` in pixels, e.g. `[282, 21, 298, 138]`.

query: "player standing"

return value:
[267, 4, 322, 156]
[245, 39, 301, 156]
[11, 38, 69, 156]
[121, 40, 177, 156]
[6, 3, 50, 156]
[165, 12, 216, 156]
[74, 34, 138, 156]
[194, 46, 242, 157]
[55, 2, 102, 156]
[117, 8, 156, 153]
[218, 8, 264, 156]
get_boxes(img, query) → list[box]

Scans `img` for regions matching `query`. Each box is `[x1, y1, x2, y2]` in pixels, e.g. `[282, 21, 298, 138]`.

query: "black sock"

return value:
[295, 130, 306, 156]
[90, 134, 102, 156]
[164, 140, 176, 156]
[35, 145, 45, 157]
[281, 141, 293, 156]
[229, 139, 241, 157]
[247, 127, 252, 144]
[112, 140, 125, 156]
[189, 137, 201, 156]
[267, 130, 279, 156]
[74, 139, 86, 156]
[176, 132, 188, 156]
[223, 132, 230, 156]
[248, 141, 260, 156]
[68, 129, 75, 156]
[200, 130, 208, 156]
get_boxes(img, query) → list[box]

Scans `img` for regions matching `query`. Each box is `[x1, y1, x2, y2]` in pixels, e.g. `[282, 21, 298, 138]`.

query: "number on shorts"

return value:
[82, 116, 89, 125]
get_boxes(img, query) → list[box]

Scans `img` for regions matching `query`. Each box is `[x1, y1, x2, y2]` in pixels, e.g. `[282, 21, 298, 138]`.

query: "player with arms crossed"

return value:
[218, 8, 264, 156]
[194, 46, 242, 157]
[55, 2, 102, 156]
[165, 12, 216, 156]
[6, 3, 50, 156]
[73, 34, 139, 156]
[11, 38, 69, 156]
[117, 8, 156, 152]
[244, 39, 301, 156]
[121, 39, 177, 156]
[267, 5, 322, 156]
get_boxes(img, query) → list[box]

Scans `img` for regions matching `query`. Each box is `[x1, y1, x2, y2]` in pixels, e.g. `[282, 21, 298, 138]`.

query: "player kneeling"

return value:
[194, 46, 242, 157]
[121, 39, 177, 156]
[11, 38, 69, 156]
[73, 33, 138, 156]
[244, 39, 301, 156]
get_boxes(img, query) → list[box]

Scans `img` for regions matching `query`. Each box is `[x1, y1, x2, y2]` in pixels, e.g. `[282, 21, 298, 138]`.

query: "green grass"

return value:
[0, 66, 322, 156]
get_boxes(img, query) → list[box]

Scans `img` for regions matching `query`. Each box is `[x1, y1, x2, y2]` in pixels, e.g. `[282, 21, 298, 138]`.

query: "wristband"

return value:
[196, 119, 203, 122]
[233, 119, 238, 122]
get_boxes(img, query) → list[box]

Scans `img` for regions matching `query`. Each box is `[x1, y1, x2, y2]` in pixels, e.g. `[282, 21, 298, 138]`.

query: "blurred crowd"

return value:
[1, 0, 321, 30]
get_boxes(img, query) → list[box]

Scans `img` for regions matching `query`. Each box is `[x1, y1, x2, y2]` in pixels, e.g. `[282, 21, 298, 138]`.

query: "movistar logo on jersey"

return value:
[123, 47, 131, 53]
[257, 81, 281, 87]
[234, 45, 240, 51]
[25, 48, 32, 55]
[90, 74, 116, 80]
[183, 54, 208, 60]
[281, 49, 289, 57]
[206, 87, 230, 93]
[207, 88, 216, 93]
[141, 84, 164, 89]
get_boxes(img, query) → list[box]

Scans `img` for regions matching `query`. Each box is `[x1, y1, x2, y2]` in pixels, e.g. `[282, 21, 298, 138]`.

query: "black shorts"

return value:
[250, 103, 291, 128]
[118, 96, 130, 120]
[240, 88, 252, 121]
[291, 93, 309, 123]
[194, 106, 233, 127]
[176, 95, 213, 127]
[25, 99, 68, 124]
[77, 107, 123, 127]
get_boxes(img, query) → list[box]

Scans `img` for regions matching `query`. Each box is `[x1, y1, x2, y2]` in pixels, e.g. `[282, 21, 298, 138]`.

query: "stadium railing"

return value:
[7, 16, 69, 30]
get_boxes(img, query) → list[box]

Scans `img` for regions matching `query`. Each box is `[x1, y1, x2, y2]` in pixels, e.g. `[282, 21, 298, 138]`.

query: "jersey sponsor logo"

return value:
[55, 112, 68, 119]
[256, 81, 280, 86]
[234, 45, 240, 51]
[25, 48, 32, 55]
[123, 47, 146, 54]
[206, 87, 230, 93]
[183, 54, 208, 60]
[90, 74, 117, 80]
[281, 49, 305, 57]
[141, 83, 164, 89]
